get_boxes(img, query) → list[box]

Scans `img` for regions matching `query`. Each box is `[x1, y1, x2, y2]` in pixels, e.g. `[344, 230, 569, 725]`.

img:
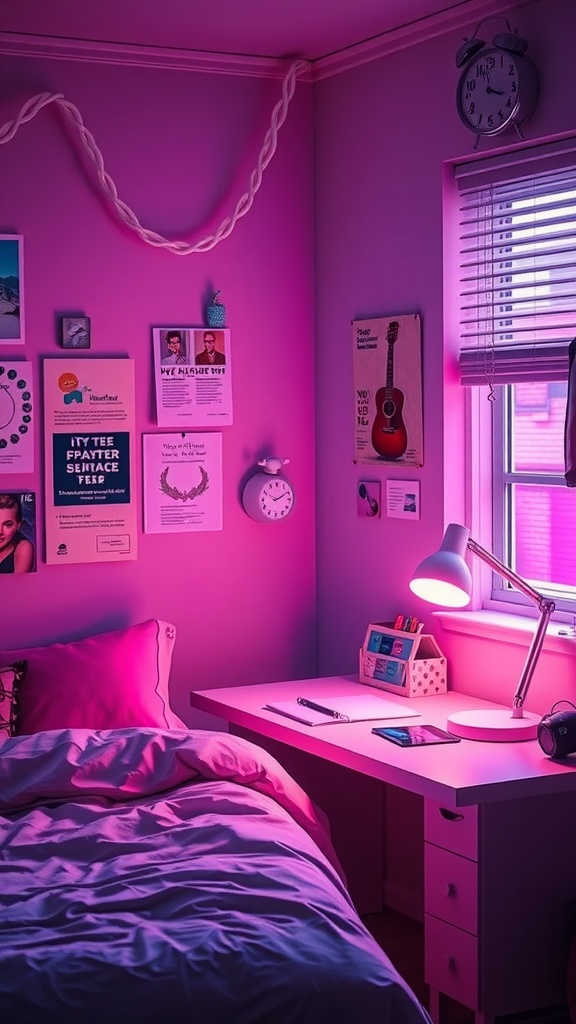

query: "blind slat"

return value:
[459, 343, 570, 386]
[460, 251, 576, 271]
[460, 227, 576, 248]
[455, 137, 576, 184]
[460, 294, 576, 311]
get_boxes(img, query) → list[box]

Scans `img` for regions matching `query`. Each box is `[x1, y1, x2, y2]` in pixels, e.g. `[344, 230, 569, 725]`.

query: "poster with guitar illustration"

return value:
[353, 313, 423, 466]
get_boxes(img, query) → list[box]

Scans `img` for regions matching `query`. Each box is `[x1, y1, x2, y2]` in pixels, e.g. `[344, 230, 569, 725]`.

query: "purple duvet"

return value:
[0, 727, 431, 1024]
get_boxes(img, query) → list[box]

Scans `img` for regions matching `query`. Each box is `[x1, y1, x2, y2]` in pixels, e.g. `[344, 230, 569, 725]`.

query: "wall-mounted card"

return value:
[386, 479, 420, 520]
[62, 316, 91, 349]
[357, 480, 381, 518]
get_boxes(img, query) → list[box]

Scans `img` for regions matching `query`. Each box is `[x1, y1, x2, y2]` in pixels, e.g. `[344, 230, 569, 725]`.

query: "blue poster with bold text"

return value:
[52, 432, 131, 506]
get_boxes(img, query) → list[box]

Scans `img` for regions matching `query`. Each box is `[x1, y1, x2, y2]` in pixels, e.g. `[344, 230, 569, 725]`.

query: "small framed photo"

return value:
[61, 316, 91, 349]
[357, 480, 381, 518]
[0, 235, 24, 345]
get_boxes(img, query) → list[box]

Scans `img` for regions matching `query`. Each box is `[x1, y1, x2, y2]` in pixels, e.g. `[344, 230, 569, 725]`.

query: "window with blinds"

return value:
[456, 146, 576, 387]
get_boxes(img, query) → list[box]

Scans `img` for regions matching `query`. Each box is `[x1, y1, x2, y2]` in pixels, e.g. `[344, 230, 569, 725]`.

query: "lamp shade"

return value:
[409, 523, 472, 607]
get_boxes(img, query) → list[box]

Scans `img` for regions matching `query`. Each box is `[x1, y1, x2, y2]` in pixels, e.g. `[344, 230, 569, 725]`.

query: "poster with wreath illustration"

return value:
[353, 313, 423, 467]
[143, 432, 222, 533]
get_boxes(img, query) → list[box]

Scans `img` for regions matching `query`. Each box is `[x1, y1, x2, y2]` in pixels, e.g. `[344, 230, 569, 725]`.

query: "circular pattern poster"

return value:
[0, 361, 34, 472]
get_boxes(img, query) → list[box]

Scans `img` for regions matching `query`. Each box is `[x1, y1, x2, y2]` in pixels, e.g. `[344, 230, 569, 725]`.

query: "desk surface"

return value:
[190, 675, 576, 808]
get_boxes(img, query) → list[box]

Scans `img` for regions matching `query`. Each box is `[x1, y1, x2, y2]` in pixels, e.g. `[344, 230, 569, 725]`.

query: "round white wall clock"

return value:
[242, 457, 294, 523]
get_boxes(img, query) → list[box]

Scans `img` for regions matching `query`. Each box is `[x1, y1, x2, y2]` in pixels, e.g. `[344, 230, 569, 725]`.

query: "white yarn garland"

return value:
[0, 59, 309, 254]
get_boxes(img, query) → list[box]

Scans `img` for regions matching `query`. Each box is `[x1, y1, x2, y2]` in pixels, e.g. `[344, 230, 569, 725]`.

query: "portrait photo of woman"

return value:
[0, 493, 36, 573]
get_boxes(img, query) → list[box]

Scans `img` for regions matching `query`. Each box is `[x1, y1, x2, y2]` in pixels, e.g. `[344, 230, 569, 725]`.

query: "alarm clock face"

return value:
[458, 48, 521, 135]
[241, 468, 293, 520]
[259, 478, 294, 520]
[242, 468, 295, 523]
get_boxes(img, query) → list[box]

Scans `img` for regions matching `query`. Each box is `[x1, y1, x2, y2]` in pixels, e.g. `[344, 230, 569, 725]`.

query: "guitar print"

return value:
[371, 321, 408, 460]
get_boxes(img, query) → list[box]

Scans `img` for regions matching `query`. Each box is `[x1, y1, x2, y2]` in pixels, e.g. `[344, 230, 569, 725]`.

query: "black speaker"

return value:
[537, 709, 576, 757]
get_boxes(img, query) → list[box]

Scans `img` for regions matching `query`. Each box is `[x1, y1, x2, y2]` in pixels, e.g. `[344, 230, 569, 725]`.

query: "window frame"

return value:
[492, 380, 575, 614]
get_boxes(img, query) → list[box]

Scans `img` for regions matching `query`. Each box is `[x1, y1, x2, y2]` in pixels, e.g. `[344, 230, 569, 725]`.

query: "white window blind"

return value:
[455, 140, 576, 386]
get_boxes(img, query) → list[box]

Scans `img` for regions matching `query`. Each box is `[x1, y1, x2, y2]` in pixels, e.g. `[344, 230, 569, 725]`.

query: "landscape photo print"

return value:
[0, 236, 23, 345]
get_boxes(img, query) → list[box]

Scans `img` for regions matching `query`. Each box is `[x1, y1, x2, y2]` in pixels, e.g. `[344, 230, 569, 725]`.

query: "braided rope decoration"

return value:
[0, 59, 309, 254]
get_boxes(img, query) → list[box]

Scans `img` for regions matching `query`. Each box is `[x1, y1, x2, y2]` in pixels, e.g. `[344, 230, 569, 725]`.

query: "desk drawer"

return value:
[425, 845, 478, 934]
[425, 915, 479, 1010]
[425, 800, 478, 859]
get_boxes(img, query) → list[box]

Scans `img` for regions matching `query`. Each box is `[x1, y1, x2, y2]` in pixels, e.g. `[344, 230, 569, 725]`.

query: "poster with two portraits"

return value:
[153, 327, 232, 427]
[149, 328, 229, 535]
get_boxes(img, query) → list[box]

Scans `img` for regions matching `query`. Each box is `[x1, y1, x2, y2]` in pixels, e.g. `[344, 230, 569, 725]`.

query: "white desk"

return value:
[190, 676, 576, 1024]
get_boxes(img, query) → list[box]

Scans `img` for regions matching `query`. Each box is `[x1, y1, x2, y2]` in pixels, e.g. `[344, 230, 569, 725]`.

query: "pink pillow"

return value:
[0, 620, 186, 736]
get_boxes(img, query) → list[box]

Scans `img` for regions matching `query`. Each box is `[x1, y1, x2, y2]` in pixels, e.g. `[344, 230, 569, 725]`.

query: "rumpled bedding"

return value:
[0, 727, 431, 1024]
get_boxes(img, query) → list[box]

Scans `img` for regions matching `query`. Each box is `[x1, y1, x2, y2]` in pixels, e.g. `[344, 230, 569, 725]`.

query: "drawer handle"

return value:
[439, 808, 464, 821]
[443, 953, 456, 972]
[445, 881, 455, 898]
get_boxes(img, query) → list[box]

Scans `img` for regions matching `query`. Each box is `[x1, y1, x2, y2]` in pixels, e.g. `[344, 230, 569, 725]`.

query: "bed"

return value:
[0, 620, 432, 1024]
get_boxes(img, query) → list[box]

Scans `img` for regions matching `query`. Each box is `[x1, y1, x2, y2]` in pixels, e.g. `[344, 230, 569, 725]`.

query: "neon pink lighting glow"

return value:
[409, 576, 469, 607]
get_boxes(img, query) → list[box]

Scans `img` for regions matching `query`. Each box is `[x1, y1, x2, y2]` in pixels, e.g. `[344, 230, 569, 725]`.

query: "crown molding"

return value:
[0, 1, 536, 81]
[313, 0, 536, 79]
[0, 33, 313, 80]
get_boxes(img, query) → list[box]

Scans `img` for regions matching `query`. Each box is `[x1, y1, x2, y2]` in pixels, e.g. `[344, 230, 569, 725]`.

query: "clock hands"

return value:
[484, 70, 504, 96]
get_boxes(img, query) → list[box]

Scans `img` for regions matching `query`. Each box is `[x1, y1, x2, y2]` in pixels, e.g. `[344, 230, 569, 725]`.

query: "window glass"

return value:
[511, 381, 566, 475]
[497, 381, 576, 606]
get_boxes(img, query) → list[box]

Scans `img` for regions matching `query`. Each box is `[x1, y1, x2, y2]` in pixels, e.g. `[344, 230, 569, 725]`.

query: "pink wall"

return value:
[1, 56, 317, 723]
[314, 0, 576, 700]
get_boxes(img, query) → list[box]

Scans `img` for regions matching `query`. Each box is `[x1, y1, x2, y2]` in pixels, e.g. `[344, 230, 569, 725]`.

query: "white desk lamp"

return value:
[409, 523, 555, 741]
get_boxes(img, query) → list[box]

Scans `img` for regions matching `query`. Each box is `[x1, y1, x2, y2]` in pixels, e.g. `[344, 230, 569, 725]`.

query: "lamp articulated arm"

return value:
[467, 538, 555, 715]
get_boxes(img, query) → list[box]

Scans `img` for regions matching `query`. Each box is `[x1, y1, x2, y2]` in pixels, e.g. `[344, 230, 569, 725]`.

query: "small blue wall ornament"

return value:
[206, 290, 226, 328]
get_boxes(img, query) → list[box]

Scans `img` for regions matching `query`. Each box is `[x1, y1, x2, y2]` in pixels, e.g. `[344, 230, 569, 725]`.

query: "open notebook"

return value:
[264, 693, 421, 726]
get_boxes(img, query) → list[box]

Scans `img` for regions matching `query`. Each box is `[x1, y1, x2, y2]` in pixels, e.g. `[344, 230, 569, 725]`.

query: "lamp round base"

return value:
[447, 709, 540, 742]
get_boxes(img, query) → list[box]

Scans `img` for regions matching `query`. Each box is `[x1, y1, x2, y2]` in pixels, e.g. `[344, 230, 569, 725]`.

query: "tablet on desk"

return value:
[372, 724, 461, 747]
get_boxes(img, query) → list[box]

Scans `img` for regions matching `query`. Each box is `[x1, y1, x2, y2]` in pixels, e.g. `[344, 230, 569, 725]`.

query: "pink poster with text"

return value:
[43, 359, 137, 564]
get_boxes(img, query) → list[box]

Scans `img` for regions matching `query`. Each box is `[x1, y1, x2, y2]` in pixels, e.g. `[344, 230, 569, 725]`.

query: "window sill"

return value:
[433, 608, 576, 656]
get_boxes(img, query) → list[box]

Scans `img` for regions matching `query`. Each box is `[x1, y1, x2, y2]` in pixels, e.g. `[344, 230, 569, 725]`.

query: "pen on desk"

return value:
[296, 697, 349, 721]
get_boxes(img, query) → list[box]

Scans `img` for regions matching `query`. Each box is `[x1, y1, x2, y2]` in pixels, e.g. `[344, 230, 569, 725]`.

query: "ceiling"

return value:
[0, 0, 525, 63]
